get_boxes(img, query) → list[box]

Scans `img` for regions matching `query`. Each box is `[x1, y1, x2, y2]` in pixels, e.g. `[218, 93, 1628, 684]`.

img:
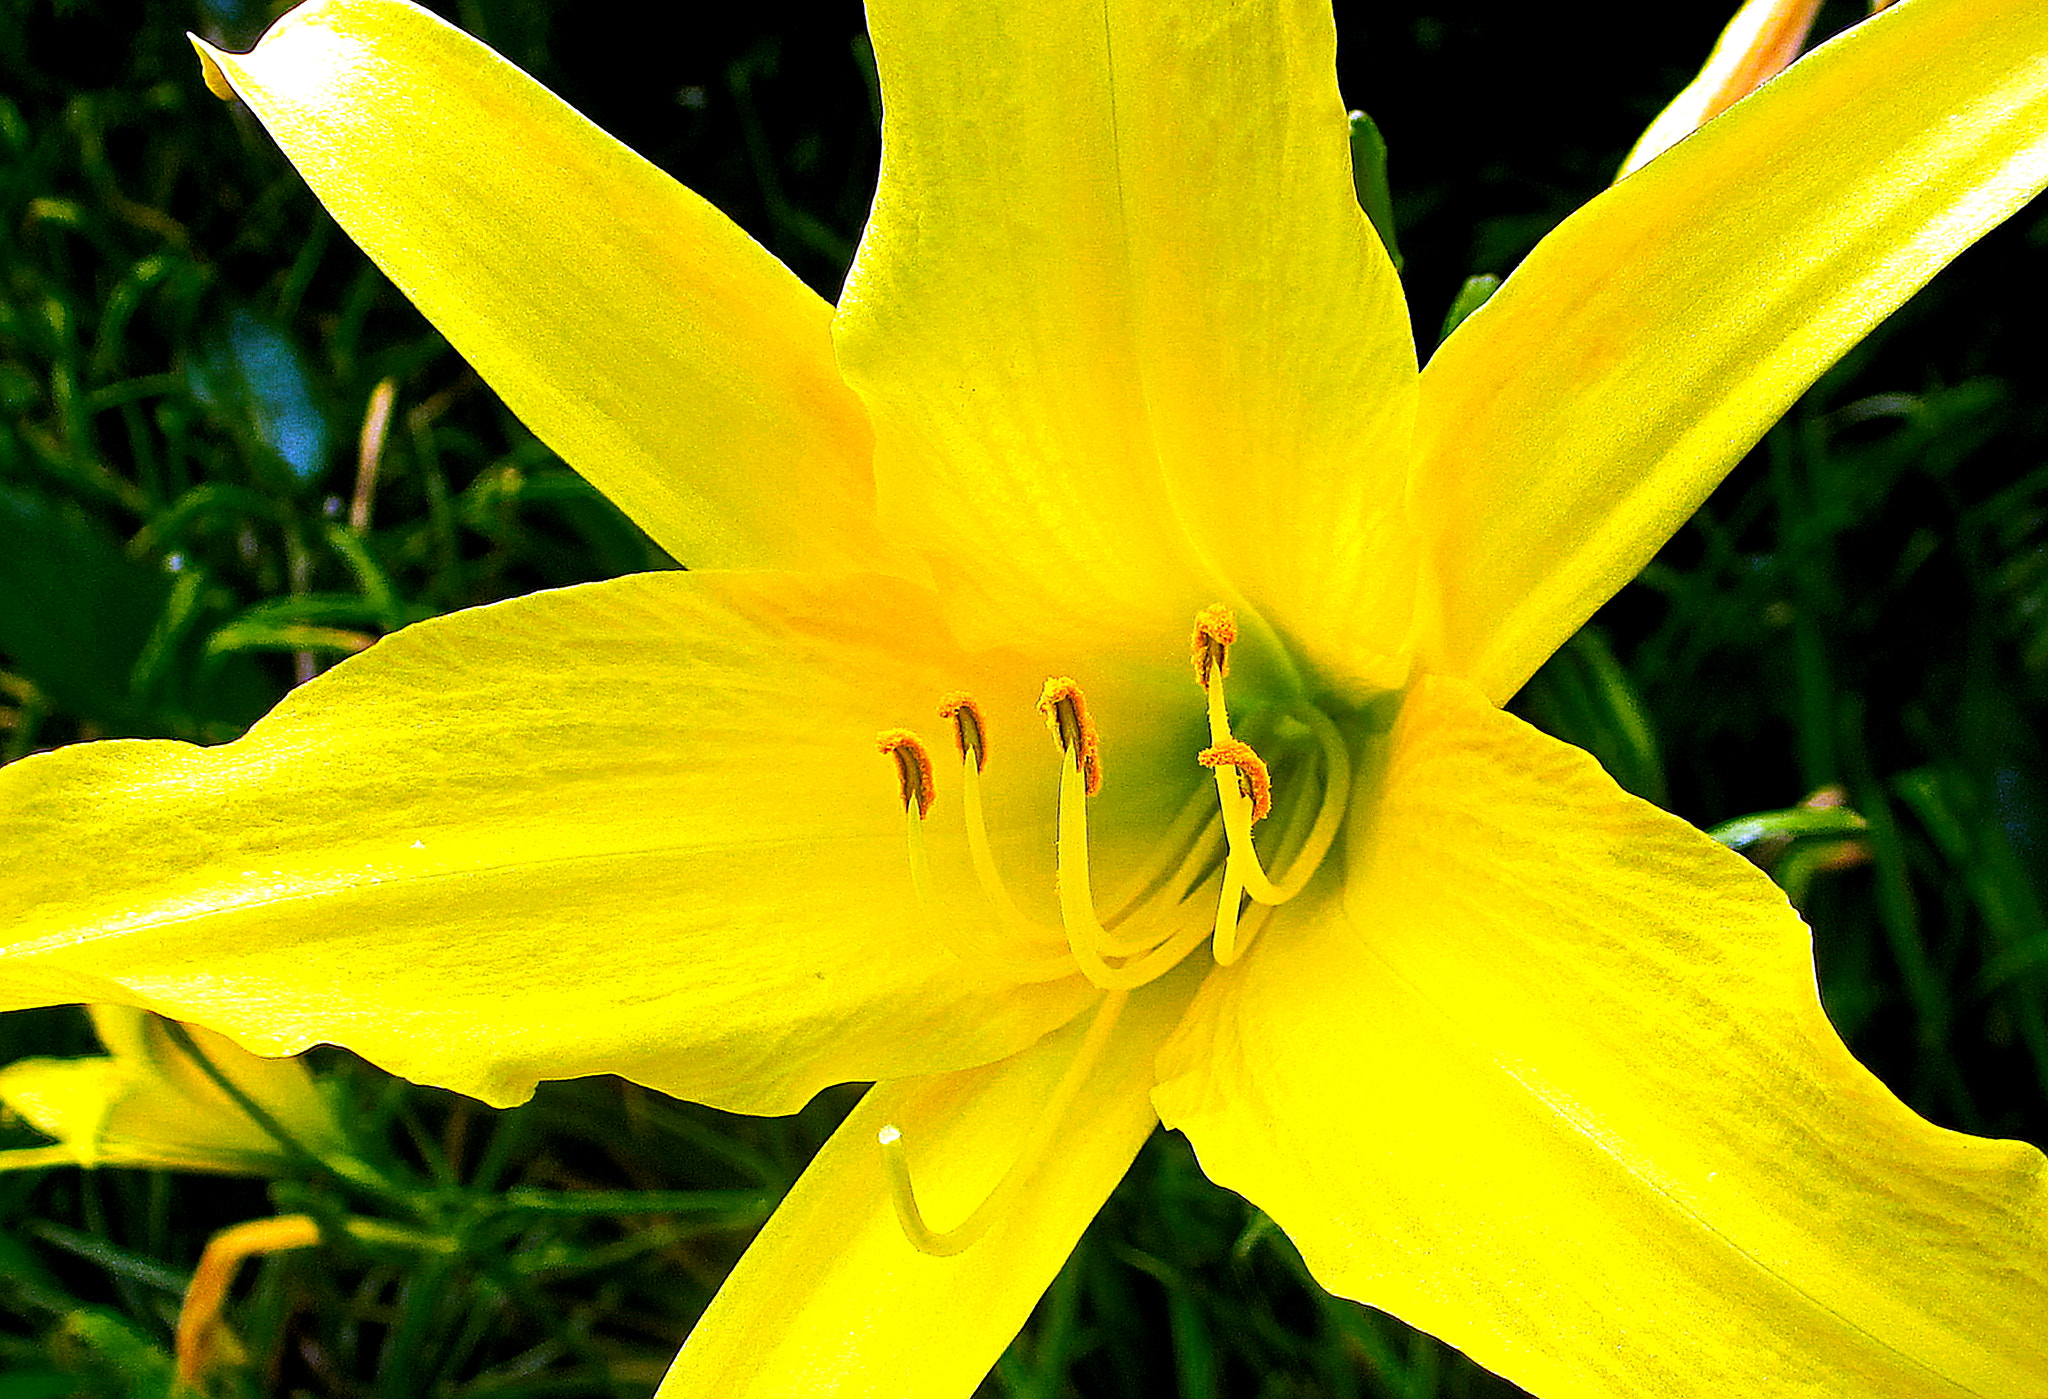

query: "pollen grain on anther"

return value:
[877, 729, 935, 818]
[1192, 603, 1238, 687]
[1199, 739, 1272, 823]
[1036, 678, 1102, 796]
[938, 692, 988, 770]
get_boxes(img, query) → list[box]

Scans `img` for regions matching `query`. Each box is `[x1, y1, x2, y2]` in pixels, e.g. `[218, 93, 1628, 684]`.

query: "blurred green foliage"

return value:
[1, 0, 2044, 1396]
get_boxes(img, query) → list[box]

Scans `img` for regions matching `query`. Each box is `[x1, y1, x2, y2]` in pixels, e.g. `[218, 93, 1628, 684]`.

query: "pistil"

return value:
[878, 988, 1128, 1257]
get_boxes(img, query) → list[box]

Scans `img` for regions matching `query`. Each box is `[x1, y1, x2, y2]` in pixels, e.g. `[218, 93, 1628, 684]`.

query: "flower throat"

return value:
[870, 605, 1351, 1255]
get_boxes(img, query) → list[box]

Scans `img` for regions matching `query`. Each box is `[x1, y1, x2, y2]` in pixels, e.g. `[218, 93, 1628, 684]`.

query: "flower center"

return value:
[869, 605, 1351, 1255]
[878, 603, 1350, 992]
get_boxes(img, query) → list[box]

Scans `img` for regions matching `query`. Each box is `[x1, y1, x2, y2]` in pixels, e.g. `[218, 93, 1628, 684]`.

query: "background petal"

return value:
[1616, 0, 1821, 177]
[1156, 675, 2048, 1397]
[838, 0, 1417, 676]
[1411, 0, 2048, 700]
[659, 969, 1198, 1398]
[0, 1010, 350, 1176]
[199, 0, 887, 572]
[0, 571, 1096, 1110]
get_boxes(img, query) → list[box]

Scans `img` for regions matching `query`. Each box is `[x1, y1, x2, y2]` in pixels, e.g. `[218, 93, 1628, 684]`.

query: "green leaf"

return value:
[1439, 273, 1502, 342]
[1708, 803, 1869, 851]
[0, 482, 169, 730]
[1347, 109, 1401, 271]
[0, 1373, 81, 1399]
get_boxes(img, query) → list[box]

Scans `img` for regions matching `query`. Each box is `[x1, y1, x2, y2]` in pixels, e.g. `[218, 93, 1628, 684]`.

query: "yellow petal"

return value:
[0, 1010, 348, 1175]
[108, 1010, 356, 1167]
[195, 0, 884, 572]
[1413, 0, 2048, 701]
[659, 968, 1199, 1399]
[0, 571, 1095, 1111]
[1155, 674, 2048, 1397]
[0, 1055, 120, 1170]
[838, 0, 1418, 672]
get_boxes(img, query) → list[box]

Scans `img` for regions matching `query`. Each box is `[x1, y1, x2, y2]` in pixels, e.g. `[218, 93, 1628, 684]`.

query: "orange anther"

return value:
[1036, 678, 1103, 796]
[1199, 740, 1272, 823]
[877, 729, 936, 818]
[1192, 604, 1238, 687]
[938, 693, 988, 771]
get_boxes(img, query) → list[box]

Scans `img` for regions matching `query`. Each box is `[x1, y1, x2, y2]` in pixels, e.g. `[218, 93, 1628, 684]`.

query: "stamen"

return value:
[882, 728, 1070, 983]
[1198, 740, 1272, 823]
[938, 692, 987, 770]
[1212, 861, 1251, 967]
[1209, 730, 1314, 965]
[1215, 879, 1288, 967]
[934, 695, 1073, 978]
[881, 990, 1129, 1257]
[1191, 606, 1238, 744]
[1204, 710, 1353, 964]
[1217, 746, 1328, 964]
[877, 729, 935, 818]
[1045, 700, 1202, 990]
[1037, 678, 1102, 795]
[881, 625, 1356, 994]
[940, 692, 1216, 962]
[1098, 793, 1221, 948]
[1192, 603, 1237, 688]
[1200, 737, 1266, 967]
[1249, 708, 1351, 904]
[1267, 708, 1352, 900]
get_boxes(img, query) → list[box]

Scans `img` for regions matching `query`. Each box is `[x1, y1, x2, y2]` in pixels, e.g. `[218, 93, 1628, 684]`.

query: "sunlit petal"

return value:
[1157, 674, 2048, 1397]
[1413, 0, 2048, 700]
[839, 0, 1417, 672]
[197, 0, 887, 572]
[0, 571, 1097, 1111]
[660, 969, 1197, 1398]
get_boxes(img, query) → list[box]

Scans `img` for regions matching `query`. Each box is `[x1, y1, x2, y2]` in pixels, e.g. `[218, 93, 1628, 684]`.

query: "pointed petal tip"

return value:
[190, 0, 885, 572]
[189, 34, 237, 101]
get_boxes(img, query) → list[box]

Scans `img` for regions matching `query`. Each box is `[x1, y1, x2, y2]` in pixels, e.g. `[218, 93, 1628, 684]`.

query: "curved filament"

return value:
[880, 990, 1128, 1256]
[905, 801, 1074, 982]
[1055, 756, 1210, 990]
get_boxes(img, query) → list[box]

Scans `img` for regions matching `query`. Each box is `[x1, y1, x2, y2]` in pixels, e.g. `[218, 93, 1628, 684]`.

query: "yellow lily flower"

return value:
[0, 1007, 352, 1176]
[3, 0, 2046, 1394]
